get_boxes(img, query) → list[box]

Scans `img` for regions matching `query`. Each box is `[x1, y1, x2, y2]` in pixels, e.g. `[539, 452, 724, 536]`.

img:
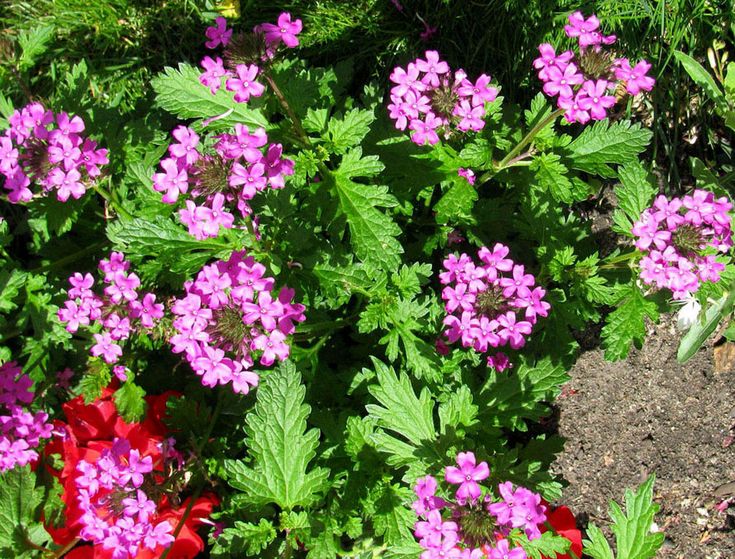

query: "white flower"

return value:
[675, 293, 701, 332]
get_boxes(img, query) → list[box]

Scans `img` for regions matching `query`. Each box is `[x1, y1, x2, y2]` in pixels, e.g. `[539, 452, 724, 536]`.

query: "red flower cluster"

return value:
[43, 387, 218, 559]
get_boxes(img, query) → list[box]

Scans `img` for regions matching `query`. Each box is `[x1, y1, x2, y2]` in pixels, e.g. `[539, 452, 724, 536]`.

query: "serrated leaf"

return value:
[612, 161, 656, 235]
[582, 524, 614, 559]
[326, 109, 375, 154]
[332, 148, 403, 271]
[608, 475, 664, 559]
[107, 216, 231, 276]
[438, 385, 479, 433]
[224, 361, 329, 510]
[0, 270, 27, 313]
[212, 519, 277, 557]
[434, 179, 478, 224]
[601, 286, 659, 361]
[678, 285, 735, 363]
[113, 381, 147, 423]
[481, 355, 570, 430]
[151, 63, 269, 130]
[313, 260, 385, 305]
[566, 120, 652, 178]
[512, 531, 570, 559]
[366, 358, 436, 446]
[0, 466, 48, 554]
[17, 25, 54, 70]
[674, 51, 726, 107]
[363, 482, 414, 545]
[531, 153, 574, 204]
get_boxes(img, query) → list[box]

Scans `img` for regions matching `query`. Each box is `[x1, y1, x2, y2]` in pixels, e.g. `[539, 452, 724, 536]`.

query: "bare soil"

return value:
[552, 315, 735, 558]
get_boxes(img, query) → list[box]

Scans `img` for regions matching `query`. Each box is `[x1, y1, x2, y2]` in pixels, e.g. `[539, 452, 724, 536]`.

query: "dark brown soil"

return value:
[552, 315, 735, 558]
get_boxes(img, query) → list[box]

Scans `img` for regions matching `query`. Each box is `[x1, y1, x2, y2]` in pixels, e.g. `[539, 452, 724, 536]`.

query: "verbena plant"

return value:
[1, 6, 725, 559]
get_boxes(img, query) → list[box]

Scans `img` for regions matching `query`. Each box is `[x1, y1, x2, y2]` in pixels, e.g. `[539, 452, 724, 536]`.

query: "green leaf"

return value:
[0, 270, 27, 313]
[0, 92, 13, 126]
[326, 108, 375, 154]
[113, 380, 147, 423]
[438, 385, 479, 433]
[0, 466, 48, 555]
[582, 524, 615, 559]
[674, 51, 726, 107]
[313, 260, 385, 305]
[601, 285, 659, 361]
[362, 481, 415, 545]
[224, 361, 329, 510]
[151, 63, 269, 130]
[566, 120, 652, 178]
[107, 216, 231, 277]
[17, 25, 54, 70]
[678, 285, 735, 363]
[481, 355, 570, 431]
[332, 148, 403, 271]
[608, 475, 664, 559]
[211, 519, 277, 557]
[531, 153, 574, 204]
[512, 531, 570, 559]
[612, 161, 656, 235]
[365, 358, 436, 446]
[434, 179, 478, 224]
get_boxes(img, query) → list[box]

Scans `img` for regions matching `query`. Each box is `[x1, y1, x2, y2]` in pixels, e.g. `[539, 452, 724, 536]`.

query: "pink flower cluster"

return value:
[534, 11, 655, 123]
[74, 438, 177, 558]
[412, 451, 548, 559]
[152, 124, 294, 240]
[0, 102, 108, 203]
[632, 190, 733, 299]
[57, 252, 164, 364]
[198, 13, 302, 101]
[440, 244, 549, 369]
[388, 51, 498, 145]
[0, 361, 53, 472]
[170, 250, 305, 394]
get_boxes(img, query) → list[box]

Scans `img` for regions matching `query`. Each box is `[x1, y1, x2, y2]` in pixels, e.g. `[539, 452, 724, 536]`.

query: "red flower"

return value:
[542, 505, 583, 559]
[43, 387, 218, 559]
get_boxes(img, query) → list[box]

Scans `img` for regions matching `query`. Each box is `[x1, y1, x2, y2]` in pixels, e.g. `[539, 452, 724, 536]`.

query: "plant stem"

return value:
[93, 183, 134, 220]
[29, 239, 108, 273]
[478, 108, 564, 183]
[159, 391, 225, 559]
[263, 73, 312, 149]
[52, 537, 81, 558]
[498, 108, 564, 168]
[600, 249, 638, 269]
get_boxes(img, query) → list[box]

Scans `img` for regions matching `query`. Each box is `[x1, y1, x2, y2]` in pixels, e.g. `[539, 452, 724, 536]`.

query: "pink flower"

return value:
[415, 50, 450, 87]
[205, 16, 233, 49]
[577, 79, 616, 120]
[542, 63, 584, 99]
[533, 43, 573, 80]
[614, 58, 656, 95]
[90, 333, 123, 364]
[199, 56, 229, 94]
[409, 115, 441, 145]
[168, 126, 200, 165]
[444, 451, 489, 503]
[226, 64, 265, 103]
[257, 12, 303, 49]
[152, 158, 188, 203]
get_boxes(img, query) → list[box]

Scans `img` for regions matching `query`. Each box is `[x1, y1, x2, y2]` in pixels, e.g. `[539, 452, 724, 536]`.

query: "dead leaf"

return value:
[713, 341, 735, 373]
